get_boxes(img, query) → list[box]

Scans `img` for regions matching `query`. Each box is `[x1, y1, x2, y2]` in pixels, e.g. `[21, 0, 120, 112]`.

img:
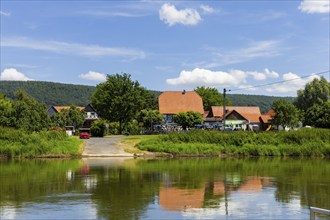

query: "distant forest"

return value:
[0, 81, 294, 113]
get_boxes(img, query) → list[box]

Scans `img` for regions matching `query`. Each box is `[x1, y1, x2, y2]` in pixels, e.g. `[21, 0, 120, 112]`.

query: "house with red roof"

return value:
[205, 106, 262, 130]
[158, 90, 204, 124]
[259, 109, 276, 131]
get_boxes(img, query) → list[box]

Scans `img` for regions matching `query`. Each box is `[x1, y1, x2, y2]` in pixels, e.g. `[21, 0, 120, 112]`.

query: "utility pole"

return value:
[223, 88, 227, 131]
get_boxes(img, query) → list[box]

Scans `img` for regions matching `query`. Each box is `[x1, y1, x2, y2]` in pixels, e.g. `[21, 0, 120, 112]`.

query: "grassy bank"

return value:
[0, 127, 83, 158]
[136, 128, 330, 157]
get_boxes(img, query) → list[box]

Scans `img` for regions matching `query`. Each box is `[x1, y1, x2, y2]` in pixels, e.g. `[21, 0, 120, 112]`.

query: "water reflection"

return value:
[0, 158, 329, 219]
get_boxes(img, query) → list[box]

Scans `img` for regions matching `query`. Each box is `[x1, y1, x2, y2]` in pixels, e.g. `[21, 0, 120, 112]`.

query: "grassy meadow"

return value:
[0, 127, 83, 158]
[134, 128, 330, 157]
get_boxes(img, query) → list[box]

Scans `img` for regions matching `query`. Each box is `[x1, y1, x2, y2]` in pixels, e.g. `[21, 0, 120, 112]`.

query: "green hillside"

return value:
[0, 81, 95, 106]
[227, 94, 295, 113]
[0, 81, 294, 113]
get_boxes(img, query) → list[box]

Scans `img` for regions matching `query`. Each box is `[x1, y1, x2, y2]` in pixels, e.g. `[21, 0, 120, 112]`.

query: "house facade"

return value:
[205, 106, 262, 130]
[47, 106, 85, 116]
[259, 109, 276, 131]
[158, 90, 204, 124]
[82, 104, 99, 128]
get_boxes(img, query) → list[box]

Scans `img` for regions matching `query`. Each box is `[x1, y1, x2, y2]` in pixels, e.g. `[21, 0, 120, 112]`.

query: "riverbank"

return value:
[0, 127, 83, 158]
[1, 127, 329, 158]
[134, 128, 330, 157]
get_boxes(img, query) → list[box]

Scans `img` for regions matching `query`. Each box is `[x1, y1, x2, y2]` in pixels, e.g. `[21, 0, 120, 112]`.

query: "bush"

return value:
[108, 122, 120, 135]
[90, 120, 106, 137]
[0, 127, 82, 158]
[124, 120, 140, 135]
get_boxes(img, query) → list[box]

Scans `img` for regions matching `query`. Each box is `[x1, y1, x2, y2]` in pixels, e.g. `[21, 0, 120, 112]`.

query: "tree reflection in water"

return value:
[0, 158, 329, 219]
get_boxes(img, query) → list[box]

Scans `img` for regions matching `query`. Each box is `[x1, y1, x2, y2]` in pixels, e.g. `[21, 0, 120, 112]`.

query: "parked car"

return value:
[80, 132, 90, 139]
[79, 128, 91, 139]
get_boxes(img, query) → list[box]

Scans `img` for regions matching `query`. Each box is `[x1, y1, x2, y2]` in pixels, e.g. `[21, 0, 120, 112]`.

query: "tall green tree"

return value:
[195, 86, 231, 110]
[294, 77, 330, 127]
[294, 77, 330, 111]
[0, 94, 13, 127]
[271, 99, 299, 129]
[174, 111, 203, 130]
[10, 90, 51, 131]
[91, 73, 152, 134]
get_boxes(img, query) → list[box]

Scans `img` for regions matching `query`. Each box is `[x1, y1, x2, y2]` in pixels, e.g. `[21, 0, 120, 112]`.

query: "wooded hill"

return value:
[0, 81, 294, 113]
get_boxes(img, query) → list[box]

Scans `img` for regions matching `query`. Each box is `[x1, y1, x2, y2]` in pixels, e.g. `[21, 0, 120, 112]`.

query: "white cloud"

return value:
[1, 37, 145, 59]
[79, 71, 106, 81]
[166, 68, 280, 87]
[299, 0, 330, 14]
[0, 11, 10, 16]
[166, 68, 248, 87]
[200, 5, 215, 14]
[247, 68, 279, 80]
[159, 3, 201, 26]
[0, 68, 32, 81]
[266, 72, 320, 93]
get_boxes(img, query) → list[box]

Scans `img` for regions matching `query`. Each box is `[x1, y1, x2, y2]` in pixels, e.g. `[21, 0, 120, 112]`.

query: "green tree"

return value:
[0, 94, 13, 127]
[304, 101, 330, 128]
[91, 73, 153, 134]
[10, 90, 51, 131]
[51, 106, 85, 129]
[174, 111, 203, 130]
[294, 77, 330, 111]
[195, 86, 231, 110]
[271, 99, 299, 129]
[294, 77, 330, 127]
[91, 120, 106, 137]
[136, 109, 162, 130]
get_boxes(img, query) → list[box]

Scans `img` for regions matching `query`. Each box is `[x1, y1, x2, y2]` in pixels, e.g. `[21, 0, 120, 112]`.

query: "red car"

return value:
[79, 131, 90, 139]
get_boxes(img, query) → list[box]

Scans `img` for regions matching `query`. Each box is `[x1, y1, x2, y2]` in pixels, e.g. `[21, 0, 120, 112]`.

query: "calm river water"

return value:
[0, 158, 329, 219]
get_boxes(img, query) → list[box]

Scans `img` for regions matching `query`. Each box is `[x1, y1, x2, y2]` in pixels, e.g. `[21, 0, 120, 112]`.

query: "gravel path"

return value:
[82, 136, 133, 157]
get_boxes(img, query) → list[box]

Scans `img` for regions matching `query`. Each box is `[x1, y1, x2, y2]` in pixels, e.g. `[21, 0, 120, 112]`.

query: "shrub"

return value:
[0, 127, 82, 158]
[91, 120, 106, 137]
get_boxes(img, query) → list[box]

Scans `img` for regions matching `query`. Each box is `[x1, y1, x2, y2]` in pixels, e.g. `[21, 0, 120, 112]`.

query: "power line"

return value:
[229, 70, 330, 92]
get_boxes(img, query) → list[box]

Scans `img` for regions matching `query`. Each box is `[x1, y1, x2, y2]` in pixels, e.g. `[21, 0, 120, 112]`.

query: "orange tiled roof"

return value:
[53, 106, 84, 112]
[260, 114, 273, 123]
[158, 91, 204, 114]
[260, 109, 276, 123]
[265, 109, 276, 117]
[210, 106, 261, 123]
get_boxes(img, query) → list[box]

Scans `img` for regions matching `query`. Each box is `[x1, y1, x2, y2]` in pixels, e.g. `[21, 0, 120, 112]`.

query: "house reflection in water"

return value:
[159, 176, 271, 212]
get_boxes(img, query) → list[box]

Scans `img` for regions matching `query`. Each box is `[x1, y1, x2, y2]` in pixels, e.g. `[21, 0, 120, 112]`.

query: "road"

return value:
[82, 136, 134, 157]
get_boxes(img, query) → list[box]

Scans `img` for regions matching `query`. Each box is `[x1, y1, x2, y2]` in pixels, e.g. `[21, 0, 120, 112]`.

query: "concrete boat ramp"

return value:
[82, 136, 134, 157]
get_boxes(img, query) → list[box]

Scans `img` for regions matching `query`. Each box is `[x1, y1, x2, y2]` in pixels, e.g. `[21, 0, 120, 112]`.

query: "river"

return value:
[0, 158, 329, 219]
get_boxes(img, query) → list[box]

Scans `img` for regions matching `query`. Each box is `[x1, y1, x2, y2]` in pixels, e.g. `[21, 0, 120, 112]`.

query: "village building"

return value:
[259, 109, 276, 131]
[205, 106, 262, 130]
[158, 90, 204, 124]
[157, 91, 276, 131]
[47, 106, 85, 116]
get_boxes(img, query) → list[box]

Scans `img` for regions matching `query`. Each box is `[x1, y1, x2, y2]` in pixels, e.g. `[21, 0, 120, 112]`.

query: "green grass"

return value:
[135, 128, 330, 157]
[0, 127, 83, 158]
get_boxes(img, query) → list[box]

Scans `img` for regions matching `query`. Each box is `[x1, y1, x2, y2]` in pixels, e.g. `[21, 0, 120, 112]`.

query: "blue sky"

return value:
[1, 0, 329, 96]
